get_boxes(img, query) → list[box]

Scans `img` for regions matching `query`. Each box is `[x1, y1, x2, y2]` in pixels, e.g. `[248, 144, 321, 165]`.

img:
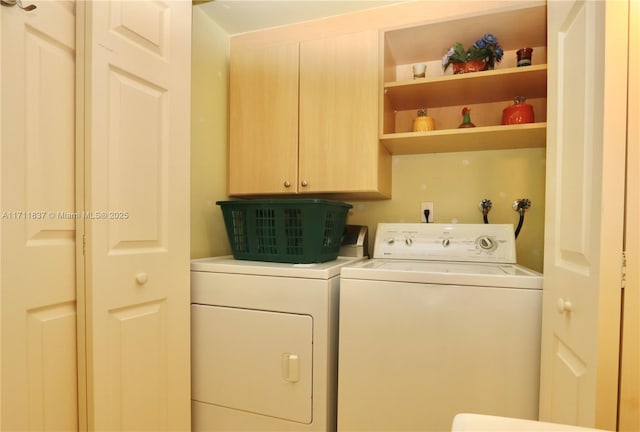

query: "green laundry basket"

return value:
[217, 199, 352, 263]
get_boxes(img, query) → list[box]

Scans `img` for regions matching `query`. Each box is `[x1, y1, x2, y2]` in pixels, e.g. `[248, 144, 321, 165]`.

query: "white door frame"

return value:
[75, 1, 87, 429]
[0, 6, 4, 427]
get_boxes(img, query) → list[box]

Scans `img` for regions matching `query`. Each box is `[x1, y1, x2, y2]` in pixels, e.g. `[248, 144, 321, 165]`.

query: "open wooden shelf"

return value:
[380, 122, 547, 155]
[384, 65, 548, 111]
[383, 3, 547, 68]
[380, 2, 548, 155]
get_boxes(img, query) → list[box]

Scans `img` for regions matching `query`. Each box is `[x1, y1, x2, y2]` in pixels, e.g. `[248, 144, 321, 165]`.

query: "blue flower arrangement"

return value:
[442, 34, 504, 71]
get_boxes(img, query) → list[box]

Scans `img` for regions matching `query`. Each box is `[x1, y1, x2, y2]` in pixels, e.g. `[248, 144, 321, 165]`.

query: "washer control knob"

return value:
[386, 238, 395, 245]
[477, 236, 495, 250]
[442, 238, 450, 247]
[405, 237, 413, 246]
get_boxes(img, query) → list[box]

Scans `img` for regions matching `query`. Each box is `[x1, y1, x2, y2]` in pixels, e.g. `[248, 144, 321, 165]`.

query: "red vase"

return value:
[502, 98, 535, 125]
[452, 59, 489, 74]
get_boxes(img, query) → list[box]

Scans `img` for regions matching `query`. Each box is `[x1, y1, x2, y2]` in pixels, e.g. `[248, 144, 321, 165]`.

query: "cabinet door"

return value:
[229, 42, 299, 195]
[299, 30, 390, 196]
[81, 1, 191, 430]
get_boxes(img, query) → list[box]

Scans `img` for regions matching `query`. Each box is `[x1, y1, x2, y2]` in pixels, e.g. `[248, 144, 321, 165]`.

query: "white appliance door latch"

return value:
[281, 353, 300, 383]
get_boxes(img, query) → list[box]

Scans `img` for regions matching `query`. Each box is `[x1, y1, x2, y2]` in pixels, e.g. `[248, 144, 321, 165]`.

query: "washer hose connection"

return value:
[479, 199, 493, 224]
[512, 198, 531, 238]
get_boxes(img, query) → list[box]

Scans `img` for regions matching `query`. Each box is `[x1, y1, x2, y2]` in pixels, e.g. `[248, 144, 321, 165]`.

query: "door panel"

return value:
[107, 300, 169, 430]
[27, 303, 78, 430]
[549, 339, 587, 425]
[1, 2, 78, 430]
[82, 0, 191, 430]
[555, 2, 591, 274]
[106, 68, 166, 250]
[540, 0, 628, 429]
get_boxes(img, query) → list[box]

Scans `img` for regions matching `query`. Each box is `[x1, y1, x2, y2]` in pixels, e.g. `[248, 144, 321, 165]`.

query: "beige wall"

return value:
[190, 7, 232, 258]
[190, 6, 546, 272]
[346, 149, 545, 272]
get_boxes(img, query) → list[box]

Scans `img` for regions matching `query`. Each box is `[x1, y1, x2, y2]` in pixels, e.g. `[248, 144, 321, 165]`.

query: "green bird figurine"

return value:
[459, 107, 476, 128]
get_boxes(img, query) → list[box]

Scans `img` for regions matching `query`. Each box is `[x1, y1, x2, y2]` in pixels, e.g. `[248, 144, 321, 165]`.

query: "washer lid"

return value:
[190, 255, 365, 279]
[340, 259, 542, 289]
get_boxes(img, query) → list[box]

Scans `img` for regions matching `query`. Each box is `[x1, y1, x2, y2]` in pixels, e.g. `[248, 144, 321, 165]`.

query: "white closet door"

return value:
[81, 0, 191, 430]
[539, 1, 628, 429]
[1, 1, 78, 430]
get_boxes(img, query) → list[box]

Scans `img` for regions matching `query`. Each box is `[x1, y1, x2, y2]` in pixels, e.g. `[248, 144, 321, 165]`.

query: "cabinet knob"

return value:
[136, 272, 149, 285]
[283, 181, 291, 188]
[557, 298, 572, 314]
[301, 180, 309, 187]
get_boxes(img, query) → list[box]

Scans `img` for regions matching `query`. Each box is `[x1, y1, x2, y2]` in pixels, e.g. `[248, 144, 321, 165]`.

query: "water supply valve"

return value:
[479, 199, 492, 224]
[512, 198, 532, 213]
[479, 199, 493, 212]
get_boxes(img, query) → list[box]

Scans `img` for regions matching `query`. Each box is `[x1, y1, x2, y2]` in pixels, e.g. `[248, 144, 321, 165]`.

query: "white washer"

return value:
[337, 223, 543, 432]
[191, 255, 365, 432]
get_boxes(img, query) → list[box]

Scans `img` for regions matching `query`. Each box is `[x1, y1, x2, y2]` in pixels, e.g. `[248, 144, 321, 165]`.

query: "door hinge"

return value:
[621, 250, 627, 289]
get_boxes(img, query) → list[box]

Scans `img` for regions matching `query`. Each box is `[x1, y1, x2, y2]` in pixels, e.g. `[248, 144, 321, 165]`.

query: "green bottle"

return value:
[459, 107, 476, 128]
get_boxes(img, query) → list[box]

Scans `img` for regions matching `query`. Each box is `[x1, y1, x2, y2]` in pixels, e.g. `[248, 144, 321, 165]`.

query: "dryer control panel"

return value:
[373, 223, 517, 263]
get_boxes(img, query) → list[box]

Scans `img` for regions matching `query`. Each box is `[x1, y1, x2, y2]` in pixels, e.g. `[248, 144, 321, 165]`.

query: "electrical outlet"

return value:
[420, 202, 434, 223]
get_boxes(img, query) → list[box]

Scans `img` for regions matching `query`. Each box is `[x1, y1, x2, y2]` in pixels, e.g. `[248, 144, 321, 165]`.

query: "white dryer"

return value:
[191, 255, 364, 431]
[337, 223, 543, 432]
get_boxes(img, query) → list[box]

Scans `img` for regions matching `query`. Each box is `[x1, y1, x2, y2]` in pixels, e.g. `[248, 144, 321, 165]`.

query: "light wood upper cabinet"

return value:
[228, 30, 391, 199]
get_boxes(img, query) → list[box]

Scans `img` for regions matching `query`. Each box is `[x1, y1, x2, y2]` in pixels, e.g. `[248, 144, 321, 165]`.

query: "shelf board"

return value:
[384, 65, 548, 110]
[380, 122, 547, 155]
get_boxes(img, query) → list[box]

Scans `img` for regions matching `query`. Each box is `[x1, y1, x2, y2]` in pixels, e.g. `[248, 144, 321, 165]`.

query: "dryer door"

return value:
[191, 305, 313, 424]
